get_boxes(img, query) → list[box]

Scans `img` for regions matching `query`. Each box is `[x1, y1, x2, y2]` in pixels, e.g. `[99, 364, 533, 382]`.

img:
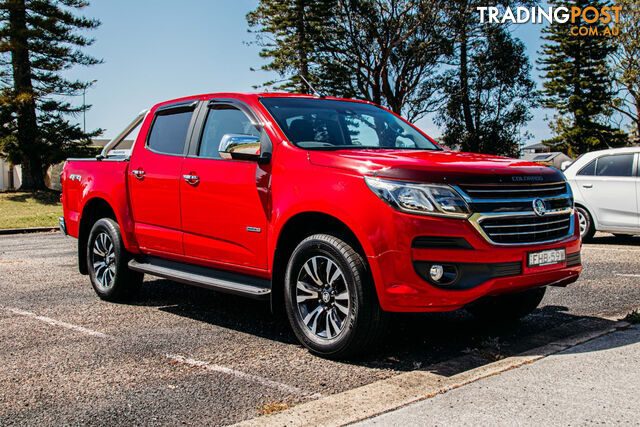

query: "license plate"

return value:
[528, 248, 566, 267]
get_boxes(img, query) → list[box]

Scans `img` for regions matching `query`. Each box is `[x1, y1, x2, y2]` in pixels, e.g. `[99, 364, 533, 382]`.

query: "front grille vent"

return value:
[458, 182, 568, 199]
[479, 213, 572, 245]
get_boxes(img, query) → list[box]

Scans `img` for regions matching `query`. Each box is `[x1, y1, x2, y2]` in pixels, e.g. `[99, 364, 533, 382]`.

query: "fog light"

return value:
[429, 264, 444, 282]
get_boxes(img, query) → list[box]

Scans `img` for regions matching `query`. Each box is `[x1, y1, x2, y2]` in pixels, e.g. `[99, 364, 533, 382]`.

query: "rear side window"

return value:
[147, 110, 193, 155]
[595, 154, 634, 177]
[577, 159, 596, 176]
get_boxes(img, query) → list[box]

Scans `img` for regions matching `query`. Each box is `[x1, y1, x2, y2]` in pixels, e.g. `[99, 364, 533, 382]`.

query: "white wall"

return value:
[0, 160, 5, 190]
[13, 165, 21, 189]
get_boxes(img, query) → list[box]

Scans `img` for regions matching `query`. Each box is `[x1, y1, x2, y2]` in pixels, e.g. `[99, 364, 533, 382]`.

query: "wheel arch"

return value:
[575, 202, 598, 230]
[77, 197, 117, 275]
[270, 211, 369, 315]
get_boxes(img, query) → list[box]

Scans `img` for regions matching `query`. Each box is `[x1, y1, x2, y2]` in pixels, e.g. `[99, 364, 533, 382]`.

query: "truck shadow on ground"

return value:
[133, 278, 628, 377]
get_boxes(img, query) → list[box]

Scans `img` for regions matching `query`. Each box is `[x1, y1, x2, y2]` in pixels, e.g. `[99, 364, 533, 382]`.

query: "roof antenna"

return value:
[299, 74, 326, 98]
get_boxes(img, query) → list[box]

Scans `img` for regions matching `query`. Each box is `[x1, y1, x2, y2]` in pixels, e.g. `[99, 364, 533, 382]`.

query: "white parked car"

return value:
[563, 147, 639, 240]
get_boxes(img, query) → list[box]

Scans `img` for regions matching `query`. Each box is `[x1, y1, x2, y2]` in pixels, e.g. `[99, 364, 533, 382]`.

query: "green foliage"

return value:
[436, 1, 537, 157]
[316, 0, 451, 121]
[247, 0, 336, 93]
[611, 0, 640, 143]
[538, 0, 628, 156]
[0, 0, 102, 190]
[248, 0, 451, 121]
[249, 0, 536, 154]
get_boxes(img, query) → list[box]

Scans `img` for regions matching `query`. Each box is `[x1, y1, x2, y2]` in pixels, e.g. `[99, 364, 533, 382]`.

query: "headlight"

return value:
[364, 176, 471, 218]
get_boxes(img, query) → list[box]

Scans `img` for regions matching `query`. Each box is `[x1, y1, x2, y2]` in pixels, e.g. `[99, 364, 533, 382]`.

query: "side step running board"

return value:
[128, 257, 271, 300]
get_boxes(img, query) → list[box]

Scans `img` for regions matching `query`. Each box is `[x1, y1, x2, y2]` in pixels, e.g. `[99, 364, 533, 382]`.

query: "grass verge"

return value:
[0, 191, 62, 229]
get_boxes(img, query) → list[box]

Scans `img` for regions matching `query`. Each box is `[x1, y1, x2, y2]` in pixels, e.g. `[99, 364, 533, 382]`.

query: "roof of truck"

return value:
[152, 92, 377, 110]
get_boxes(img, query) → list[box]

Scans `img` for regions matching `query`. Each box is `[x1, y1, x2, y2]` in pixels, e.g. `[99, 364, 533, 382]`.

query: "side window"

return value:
[147, 109, 193, 155]
[577, 159, 596, 176]
[595, 154, 634, 177]
[198, 105, 261, 159]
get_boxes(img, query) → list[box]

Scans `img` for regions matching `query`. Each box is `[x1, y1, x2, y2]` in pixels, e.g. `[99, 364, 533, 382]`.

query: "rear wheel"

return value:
[87, 218, 143, 302]
[466, 287, 546, 322]
[576, 206, 595, 241]
[284, 233, 383, 358]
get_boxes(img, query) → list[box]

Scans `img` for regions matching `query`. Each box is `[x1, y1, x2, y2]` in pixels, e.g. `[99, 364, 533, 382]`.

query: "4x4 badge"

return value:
[533, 198, 547, 216]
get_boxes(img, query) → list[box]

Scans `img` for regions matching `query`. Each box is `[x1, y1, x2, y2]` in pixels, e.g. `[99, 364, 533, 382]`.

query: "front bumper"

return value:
[367, 211, 582, 312]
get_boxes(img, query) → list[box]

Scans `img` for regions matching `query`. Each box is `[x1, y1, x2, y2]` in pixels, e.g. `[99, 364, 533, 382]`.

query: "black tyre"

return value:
[466, 286, 546, 322]
[284, 233, 384, 358]
[576, 206, 595, 241]
[87, 218, 143, 302]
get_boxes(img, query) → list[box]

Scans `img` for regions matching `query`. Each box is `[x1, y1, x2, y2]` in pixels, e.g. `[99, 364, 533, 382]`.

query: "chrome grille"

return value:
[456, 180, 574, 246]
[479, 213, 572, 244]
[458, 182, 568, 199]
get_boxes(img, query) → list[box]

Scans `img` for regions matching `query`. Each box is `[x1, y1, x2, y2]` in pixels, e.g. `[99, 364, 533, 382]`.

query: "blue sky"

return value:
[68, 0, 553, 145]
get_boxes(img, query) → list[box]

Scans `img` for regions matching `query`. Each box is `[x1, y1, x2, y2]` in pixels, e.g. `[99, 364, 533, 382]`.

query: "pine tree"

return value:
[0, 0, 101, 190]
[538, 0, 627, 156]
[436, 1, 537, 157]
[247, 0, 336, 93]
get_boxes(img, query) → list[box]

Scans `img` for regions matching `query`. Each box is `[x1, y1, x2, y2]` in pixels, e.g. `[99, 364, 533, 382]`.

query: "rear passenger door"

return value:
[575, 152, 638, 229]
[129, 101, 197, 255]
[180, 99, 270, 270]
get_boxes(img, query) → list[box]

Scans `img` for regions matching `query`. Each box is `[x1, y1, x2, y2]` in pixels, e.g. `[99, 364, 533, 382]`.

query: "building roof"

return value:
[523, 142, 549, 151]
[520, 152, 571, 162]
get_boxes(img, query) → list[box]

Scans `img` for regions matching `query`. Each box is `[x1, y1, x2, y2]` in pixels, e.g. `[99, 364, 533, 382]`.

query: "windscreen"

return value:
[260, 98, 440, 151]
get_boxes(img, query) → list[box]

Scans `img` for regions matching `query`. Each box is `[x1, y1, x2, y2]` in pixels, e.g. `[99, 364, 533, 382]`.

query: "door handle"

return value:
[582, 184, 593, 188]
[183, 173, 200, 186]
[132, 168, 145, 180]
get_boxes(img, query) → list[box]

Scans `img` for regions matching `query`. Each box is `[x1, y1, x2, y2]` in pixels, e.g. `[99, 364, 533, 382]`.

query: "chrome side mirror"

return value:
[218, 134, 263, 162]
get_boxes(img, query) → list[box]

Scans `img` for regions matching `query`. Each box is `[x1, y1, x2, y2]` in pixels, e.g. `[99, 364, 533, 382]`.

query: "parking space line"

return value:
[2, 306, 110, 338]
[167, 354, 322, 399]
[616, 273, 640, 278]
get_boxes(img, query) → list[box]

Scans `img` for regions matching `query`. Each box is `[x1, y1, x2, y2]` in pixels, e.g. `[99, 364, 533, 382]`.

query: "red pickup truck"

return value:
[61, 93, 582, 357]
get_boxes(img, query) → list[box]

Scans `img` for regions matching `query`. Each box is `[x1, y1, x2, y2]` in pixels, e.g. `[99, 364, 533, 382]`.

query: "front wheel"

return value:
[87, 218, 143, 302]
[466, 287, 546, 322]
[284, 234, 383, 358]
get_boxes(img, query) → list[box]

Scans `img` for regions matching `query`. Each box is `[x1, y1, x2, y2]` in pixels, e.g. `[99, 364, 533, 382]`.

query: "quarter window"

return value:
[595, 154, 634, 177]
[147, 109, 194, 155]
[577, 159, 596, 176]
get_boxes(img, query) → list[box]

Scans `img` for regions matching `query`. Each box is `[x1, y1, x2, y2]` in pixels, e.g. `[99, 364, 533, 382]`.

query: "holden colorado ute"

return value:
[60, 93, 582, 358]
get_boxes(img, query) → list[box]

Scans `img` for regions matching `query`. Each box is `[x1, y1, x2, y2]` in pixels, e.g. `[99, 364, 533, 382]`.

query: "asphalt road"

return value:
[1, 232, 639, 425]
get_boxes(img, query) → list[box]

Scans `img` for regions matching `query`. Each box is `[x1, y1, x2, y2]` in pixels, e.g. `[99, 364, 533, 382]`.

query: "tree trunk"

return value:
[296, 0, 309, 94]
[635, 97, 640, 144]
[8, 0, 45, 190]
[459, 30, 476, 151]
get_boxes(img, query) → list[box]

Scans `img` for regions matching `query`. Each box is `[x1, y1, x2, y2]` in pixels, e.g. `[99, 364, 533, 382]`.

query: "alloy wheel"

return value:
[92, 232, 116, 291]
[295, 255, 350, 340]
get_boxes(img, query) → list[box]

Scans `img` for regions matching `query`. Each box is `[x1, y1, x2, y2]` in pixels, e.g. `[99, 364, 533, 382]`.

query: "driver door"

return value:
[179, 100, 270, 270]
